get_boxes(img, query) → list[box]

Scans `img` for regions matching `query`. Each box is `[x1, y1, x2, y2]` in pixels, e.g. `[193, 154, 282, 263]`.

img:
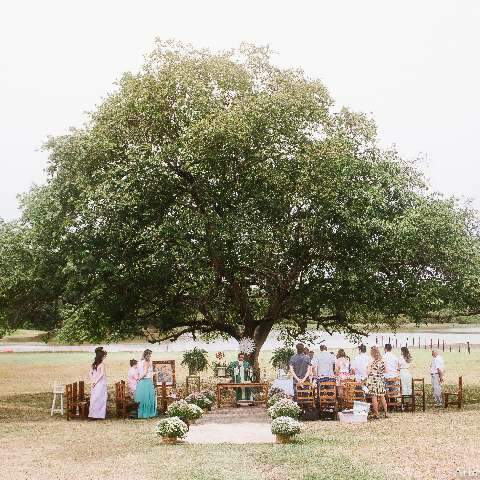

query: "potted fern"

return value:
[181, 347, 209, 376]
[270, 346, 294, 378]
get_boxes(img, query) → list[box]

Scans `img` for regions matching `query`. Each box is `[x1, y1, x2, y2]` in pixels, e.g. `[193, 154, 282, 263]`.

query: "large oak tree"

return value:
[2, 41, 480, 369]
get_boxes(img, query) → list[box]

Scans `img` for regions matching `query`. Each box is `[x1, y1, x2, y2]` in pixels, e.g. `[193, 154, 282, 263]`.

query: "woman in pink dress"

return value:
[88, 348, 108, 419]
[127, 359, 140, 396]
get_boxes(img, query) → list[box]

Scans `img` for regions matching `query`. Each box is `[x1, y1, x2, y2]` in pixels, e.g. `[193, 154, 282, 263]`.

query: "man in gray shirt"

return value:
[288, 343, 312, 397]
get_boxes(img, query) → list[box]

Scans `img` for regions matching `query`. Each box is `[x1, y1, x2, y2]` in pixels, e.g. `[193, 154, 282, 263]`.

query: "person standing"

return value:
[399, 347, 413, 396]
[88, 348, 108, 419]
[135, 349, 157, 418]
[312, 345, 336, 382]
[383, 344, 400, 379]
[228, 352, 254, 402]
[127, 359, 140, 396]
[288, 343, 312, 398]
[430, 350, 445, 407]
[350, 344, 370, 383]
[366, 346, 389, 419]
[334, 349, 351, 399]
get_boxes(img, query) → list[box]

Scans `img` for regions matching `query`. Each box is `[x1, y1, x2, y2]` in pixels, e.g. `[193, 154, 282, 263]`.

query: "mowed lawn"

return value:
[0, 350, 479, 480]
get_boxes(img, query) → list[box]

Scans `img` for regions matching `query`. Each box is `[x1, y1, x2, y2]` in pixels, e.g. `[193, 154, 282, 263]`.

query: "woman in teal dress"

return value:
[134, 349, 157, 418]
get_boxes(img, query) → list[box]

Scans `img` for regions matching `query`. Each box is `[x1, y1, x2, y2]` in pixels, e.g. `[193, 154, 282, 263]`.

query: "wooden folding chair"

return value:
[66, 381, 89, 420]
[385, 377, 403, 412]
[115, 380, 139, 419]
[343, 380, 366, 410]
[443, 376, 463, 409]
[295, 381, 316, 410]
[157, 382, 178, 413]
[407, 378, 426, 412]
[317, 381, 337, 419]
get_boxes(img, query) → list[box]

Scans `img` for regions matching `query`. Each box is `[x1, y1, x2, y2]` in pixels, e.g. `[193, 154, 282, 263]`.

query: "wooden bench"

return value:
[444, 376, 463, 409]
[216, 383, 269, 408]
[66, 381, 89, 420]
[115, 380, 139, 419]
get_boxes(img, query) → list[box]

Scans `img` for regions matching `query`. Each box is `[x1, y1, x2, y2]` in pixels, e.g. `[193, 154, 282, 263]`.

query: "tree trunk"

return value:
[245, 321, 275, 381]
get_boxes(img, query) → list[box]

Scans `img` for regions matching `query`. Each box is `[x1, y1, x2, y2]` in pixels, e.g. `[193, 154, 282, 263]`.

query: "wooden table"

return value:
[216, 382, 269, 408]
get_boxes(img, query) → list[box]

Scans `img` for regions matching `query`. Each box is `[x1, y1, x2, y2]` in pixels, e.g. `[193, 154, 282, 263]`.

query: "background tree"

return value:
[1, 41, 480, 370]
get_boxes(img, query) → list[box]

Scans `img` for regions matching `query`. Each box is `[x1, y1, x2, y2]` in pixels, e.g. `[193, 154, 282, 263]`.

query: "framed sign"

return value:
[153, 360, 176, 387]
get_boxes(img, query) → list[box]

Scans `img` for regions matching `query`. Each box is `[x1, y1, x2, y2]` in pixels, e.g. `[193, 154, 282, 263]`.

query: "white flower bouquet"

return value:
[185, 392, 213, 410]
[155, 417, 189, 438]
[268, 398, 301, 419]
[271, 416, 302, 436]
[167, 400, 203, 421]
[267, 392, 287, 408]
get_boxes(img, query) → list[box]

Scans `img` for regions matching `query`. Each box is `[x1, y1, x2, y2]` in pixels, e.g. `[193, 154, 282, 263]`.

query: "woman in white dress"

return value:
[399, 347, 412, 396]
[335, 349, 351, 400]
[88, 348, 107, 419]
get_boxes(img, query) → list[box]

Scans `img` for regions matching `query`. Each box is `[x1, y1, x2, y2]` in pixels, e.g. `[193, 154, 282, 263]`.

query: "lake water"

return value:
[2, 327, 480, 353]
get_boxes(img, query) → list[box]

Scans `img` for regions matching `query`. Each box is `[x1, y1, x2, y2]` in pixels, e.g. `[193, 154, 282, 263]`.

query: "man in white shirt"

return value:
[383, 344, 400, 379]
[351, 344, 369, 382]
[430, 350, 445, 406]
[312, 345, 336, 382]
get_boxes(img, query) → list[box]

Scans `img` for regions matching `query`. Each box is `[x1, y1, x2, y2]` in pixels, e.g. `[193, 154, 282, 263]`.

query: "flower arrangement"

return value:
[267, 392, 287, 408]
[215, 351, 226, 366]
[167, 399, 203, 421]
[268, 387, 286, 397]
[155, 417, 189, 440]
[268, 398, 301, 419]
[200, 389, 216, 403]
[212, 351, 228, 377]
[271, 416, 302, 437]
[185, 392, 213, 410]
[238, 337, 256, 355]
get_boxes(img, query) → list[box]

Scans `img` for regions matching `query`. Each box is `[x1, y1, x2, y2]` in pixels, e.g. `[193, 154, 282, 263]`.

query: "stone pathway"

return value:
[185, 406, 275, 444]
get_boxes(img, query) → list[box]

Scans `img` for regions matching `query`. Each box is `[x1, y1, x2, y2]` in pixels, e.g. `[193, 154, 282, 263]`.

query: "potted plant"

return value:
[181, 347, 209, 376]
[185, 392, 213, 411]
[271, 416, 302, 444]
[212, 351, 228, 377]
[268, 398, 301, 419]
[167, 399, 203, 425]
[200, 389, 216, 405]
[267, 392, 287, 408]
[155, 416, 189, 444]
[270, 346, 295, 378]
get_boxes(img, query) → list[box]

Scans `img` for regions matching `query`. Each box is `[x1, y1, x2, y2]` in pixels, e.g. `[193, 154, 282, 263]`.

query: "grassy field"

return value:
[1, 349, 479, 480]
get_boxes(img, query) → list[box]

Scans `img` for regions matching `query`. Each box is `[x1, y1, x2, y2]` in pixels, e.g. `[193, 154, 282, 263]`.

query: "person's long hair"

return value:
[401, 347, 412, 363]
[370, 346, 382, 362]
[142, 349, 152, 360]
[92, 351, 106, 370]
[336, 349, 346, 359]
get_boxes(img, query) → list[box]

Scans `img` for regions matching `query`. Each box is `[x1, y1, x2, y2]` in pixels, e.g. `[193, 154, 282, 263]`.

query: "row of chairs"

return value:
[295, 377, 431, 417]
[62, 380, 177, 420]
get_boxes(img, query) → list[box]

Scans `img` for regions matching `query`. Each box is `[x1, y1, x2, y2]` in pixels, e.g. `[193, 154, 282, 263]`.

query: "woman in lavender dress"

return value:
[88, 348, 108, 419]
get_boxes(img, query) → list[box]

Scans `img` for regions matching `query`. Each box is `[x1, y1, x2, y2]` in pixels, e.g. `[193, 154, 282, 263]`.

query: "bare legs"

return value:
[371, 395, 389, 418]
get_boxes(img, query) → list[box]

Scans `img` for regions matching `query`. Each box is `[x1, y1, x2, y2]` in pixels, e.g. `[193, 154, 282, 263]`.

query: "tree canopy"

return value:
[1, 41, 480, 364]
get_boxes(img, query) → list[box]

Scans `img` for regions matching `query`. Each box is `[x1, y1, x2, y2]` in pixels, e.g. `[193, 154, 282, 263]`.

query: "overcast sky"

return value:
[1, 0, 479, 220]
